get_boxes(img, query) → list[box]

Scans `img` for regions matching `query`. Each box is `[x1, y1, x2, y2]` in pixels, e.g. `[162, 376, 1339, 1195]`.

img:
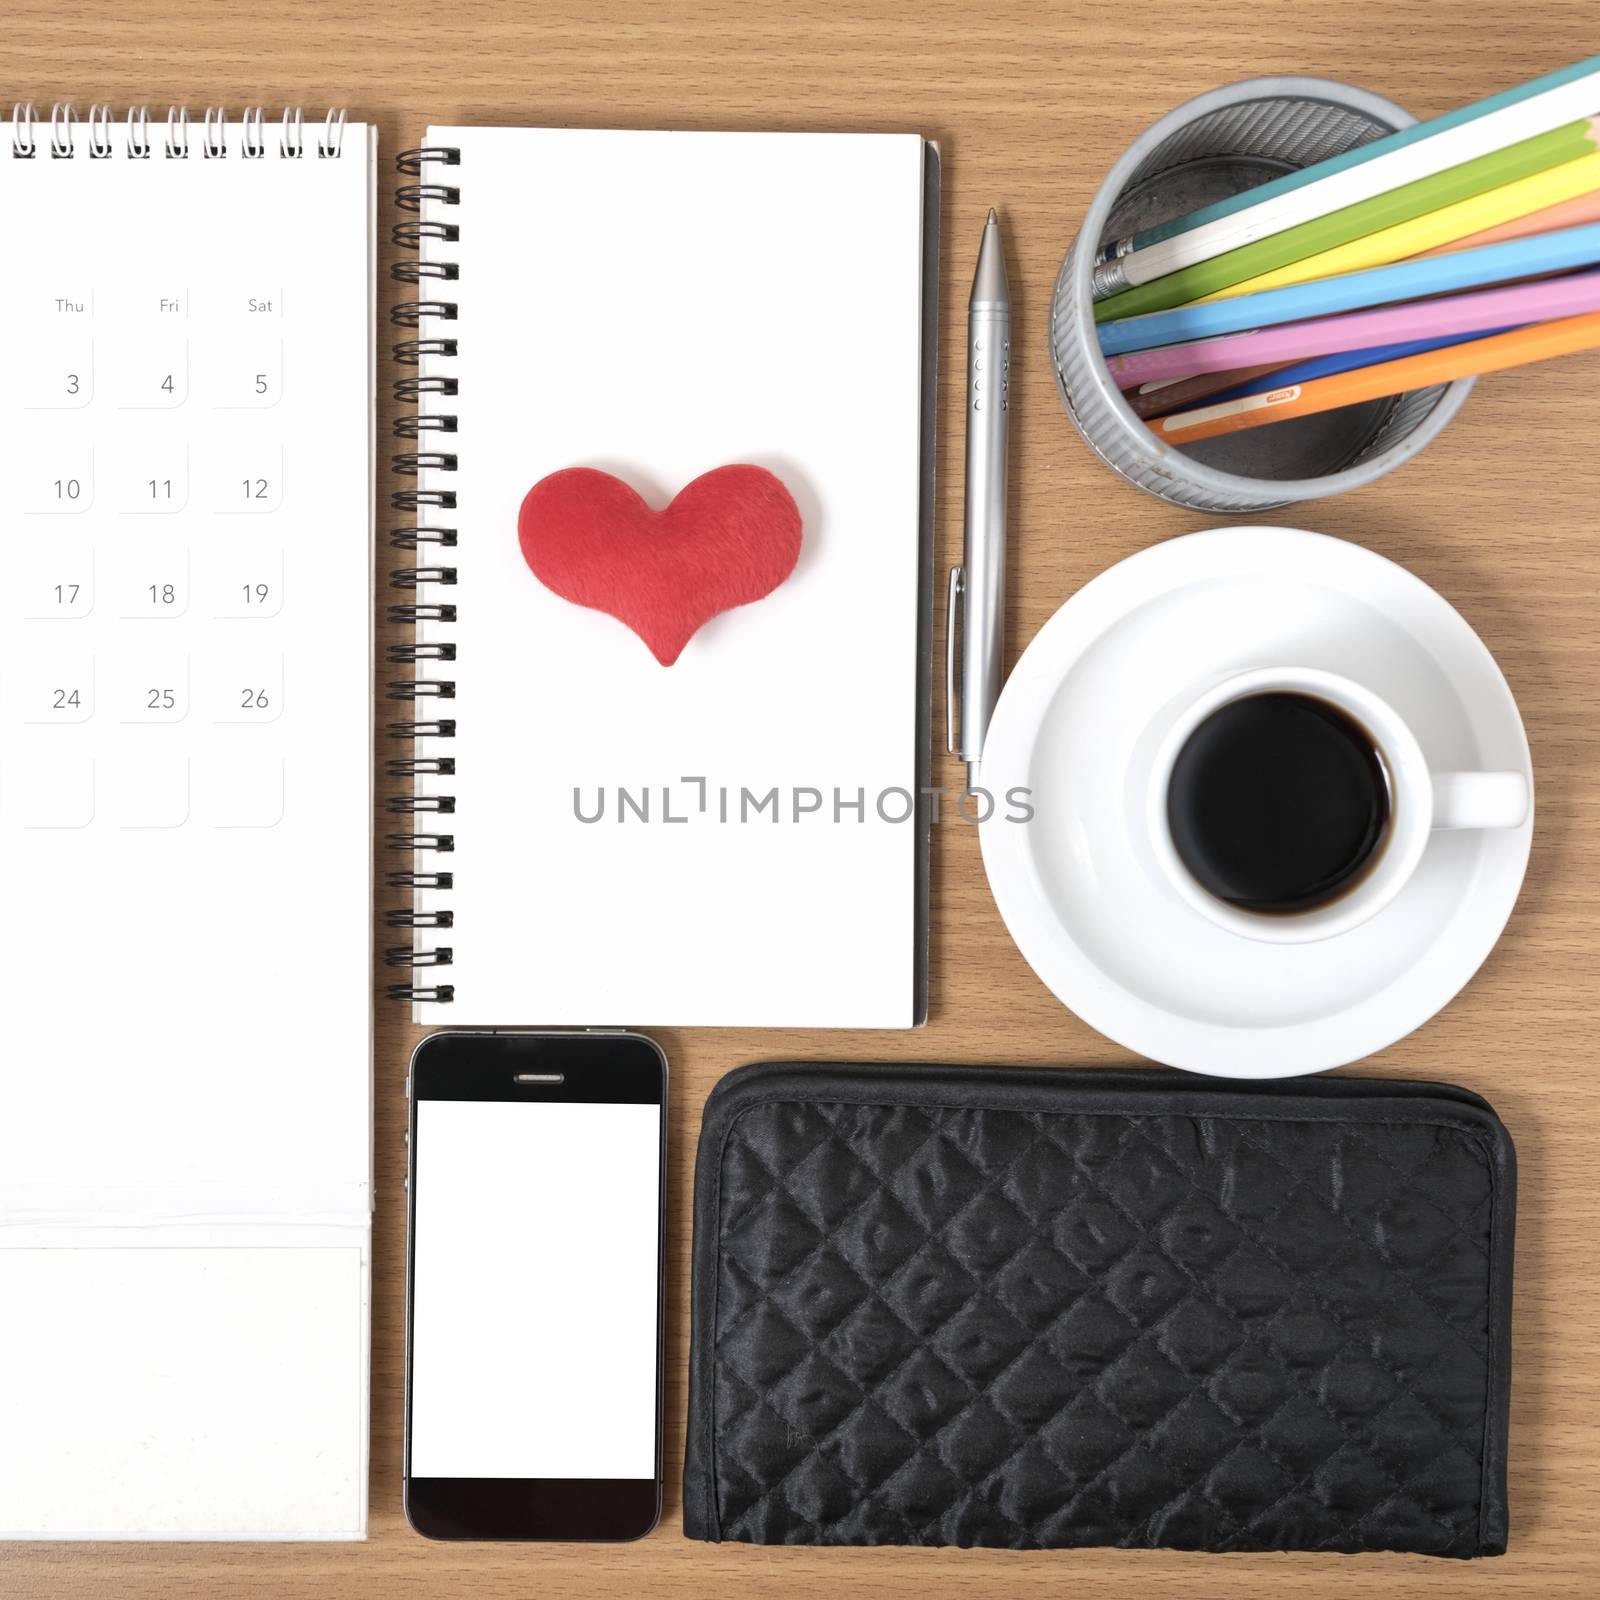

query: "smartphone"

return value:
[404, 1031, 666, 1541]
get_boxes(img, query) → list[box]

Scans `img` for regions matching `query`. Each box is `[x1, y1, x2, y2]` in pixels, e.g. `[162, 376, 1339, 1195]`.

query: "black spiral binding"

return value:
[386, 145, 461, 1004]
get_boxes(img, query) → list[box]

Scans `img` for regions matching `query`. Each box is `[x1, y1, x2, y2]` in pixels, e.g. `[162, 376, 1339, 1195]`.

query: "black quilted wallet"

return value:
[684, 1064, 1514, 1557]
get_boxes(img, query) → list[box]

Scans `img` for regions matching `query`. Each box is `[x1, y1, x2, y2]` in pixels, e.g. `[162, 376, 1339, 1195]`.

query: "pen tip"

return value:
[970, 210, 1010, 305]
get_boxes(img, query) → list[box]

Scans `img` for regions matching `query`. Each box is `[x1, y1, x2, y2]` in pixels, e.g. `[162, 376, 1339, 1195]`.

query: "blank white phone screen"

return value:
[409, 1098, 661, 1479]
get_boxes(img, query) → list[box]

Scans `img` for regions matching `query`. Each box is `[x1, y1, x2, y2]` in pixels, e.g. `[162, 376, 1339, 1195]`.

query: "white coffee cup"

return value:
[1144, 666, 1529, 945]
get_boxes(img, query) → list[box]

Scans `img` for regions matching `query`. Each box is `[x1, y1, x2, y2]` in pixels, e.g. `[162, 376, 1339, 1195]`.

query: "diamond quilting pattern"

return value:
[705, 1096, 1500, 1554]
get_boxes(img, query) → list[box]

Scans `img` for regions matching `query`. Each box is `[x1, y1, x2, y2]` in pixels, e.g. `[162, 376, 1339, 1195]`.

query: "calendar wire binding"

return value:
[387, 145, 461, 1003]
[7, 104, 348, 160]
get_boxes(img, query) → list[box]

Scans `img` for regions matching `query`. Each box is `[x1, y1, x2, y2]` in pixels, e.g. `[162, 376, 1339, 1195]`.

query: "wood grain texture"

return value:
[5, 0, 1598, 1592]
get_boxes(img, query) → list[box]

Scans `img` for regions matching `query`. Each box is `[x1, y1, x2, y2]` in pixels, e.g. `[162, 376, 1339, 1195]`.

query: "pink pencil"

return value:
[1106, 267, 1600, 388]
[1410, 187, 1600, 260]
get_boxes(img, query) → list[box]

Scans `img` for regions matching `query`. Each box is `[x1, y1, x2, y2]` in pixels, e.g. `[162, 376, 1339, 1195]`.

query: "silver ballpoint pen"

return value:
[946, 208, 1011, 790]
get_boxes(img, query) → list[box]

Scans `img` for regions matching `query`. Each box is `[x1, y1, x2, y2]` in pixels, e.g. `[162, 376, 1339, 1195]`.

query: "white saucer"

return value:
[977, 527, 1533, 1077]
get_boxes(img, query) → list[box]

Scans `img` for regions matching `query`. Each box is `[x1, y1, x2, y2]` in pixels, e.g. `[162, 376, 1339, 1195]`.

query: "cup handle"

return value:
[1431, 771, 1529, 830]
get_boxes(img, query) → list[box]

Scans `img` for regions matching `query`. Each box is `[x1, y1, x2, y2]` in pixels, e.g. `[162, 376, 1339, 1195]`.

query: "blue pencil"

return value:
[1097, 222, 1600, 358]
[1097, 55, 1600, 262]
[1196, 327, 1517, 406]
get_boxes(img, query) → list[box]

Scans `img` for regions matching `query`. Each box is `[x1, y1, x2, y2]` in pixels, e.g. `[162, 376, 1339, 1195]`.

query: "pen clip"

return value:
[945, 566, 963, 756]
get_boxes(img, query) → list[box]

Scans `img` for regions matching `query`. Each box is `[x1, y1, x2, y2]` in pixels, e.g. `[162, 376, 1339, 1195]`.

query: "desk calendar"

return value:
[0, 105, 373, 1540]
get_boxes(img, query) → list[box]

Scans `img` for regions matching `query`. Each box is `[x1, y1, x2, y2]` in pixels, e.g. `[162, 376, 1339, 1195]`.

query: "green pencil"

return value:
[1094, 116, 1600, 324]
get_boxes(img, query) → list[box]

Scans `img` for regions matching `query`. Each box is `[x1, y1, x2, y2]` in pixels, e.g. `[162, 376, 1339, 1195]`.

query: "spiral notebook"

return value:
[389, 128, 939, 1028]
[0, 106, 373, 1539]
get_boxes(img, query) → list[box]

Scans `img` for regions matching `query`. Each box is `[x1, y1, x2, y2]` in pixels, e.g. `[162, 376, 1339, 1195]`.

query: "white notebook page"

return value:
[414, 128, 928, 1027]
[0, 114, 373, 1537]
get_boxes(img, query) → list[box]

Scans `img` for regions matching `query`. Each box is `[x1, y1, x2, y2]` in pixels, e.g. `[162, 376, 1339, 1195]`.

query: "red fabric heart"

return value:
[517, 465, 803, 666]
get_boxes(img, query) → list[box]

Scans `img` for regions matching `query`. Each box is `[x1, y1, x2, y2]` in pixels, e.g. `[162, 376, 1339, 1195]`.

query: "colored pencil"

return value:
[1103, 266, 1600, 385]
[1150, 310, 1600, 444]
[1411, 185, 1600, 258]
[1193, 328, 1514, 408]
[1124, 362, 1296, 419]
[1096, 222, 1600, 358]
[1096, 54, 1600, 264]
[1092, 61, 1600, 295]
[1096, 122, 1600, 323]
[1188, 147, 1600, 305]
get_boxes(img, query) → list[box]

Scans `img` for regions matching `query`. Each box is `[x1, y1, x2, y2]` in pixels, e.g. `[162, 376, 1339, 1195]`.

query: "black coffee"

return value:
[1167, 692, 1391, 915]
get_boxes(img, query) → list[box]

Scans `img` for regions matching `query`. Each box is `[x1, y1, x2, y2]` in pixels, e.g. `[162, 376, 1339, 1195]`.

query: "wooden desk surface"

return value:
[7, 1, 1598, 1593]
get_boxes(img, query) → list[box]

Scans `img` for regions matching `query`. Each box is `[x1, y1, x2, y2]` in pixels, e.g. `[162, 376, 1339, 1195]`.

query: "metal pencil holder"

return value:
[1051, 76, 1477, 513]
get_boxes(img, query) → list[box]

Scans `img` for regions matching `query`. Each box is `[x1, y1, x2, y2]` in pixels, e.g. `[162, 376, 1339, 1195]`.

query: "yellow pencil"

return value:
[1151, 310, 1600, 444]
[1411, 185, 1600, 257]
[1194, 152, 1600, 302]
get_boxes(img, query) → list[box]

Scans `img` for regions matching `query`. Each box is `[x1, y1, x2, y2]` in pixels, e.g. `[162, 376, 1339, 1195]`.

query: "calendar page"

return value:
[0, 109, 373, 1538]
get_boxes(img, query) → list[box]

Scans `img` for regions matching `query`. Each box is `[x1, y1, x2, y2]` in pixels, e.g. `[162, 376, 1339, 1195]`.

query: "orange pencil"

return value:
[1151, 310, 1600, 445]
[1412, 187, 1600, 258]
